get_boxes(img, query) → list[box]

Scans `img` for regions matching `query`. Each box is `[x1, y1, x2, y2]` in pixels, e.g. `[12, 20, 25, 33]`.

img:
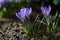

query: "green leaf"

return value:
[53, 0, 60, 5]
[0, 11, 3, 19]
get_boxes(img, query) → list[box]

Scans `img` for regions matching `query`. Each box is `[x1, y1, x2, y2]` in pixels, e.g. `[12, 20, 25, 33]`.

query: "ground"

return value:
[0, 18, 60, 40]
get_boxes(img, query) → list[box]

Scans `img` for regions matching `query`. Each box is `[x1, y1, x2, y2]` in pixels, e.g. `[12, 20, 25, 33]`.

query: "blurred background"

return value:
[0, 0, 60, 19]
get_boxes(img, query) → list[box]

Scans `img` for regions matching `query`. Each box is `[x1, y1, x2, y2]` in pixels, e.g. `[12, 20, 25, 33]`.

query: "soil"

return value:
[0, 18, 28, 40]
[0, 18, 60, 40]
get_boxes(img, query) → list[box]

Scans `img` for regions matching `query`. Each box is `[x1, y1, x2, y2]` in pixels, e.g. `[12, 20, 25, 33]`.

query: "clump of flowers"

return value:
[15, 5, 60, 39]
[15, 5, 52, 38]
[40, 5, 59, 33]
[40, 5, 59, 40]
[16, 7, 38, 37]
[16, 7, 32, 22]
[34, 5, 59, 40]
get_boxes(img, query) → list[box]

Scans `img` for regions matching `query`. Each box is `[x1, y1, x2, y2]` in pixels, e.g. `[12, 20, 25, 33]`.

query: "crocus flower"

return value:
[0, 0, 5, 8]
[41, 5, 51, 16]
[0, 0, 12, 4]
[16, 7, 32, 22]
[0, 0, 13, 8]
[0, 0, 5, 4]
[25, 8, 32, 18]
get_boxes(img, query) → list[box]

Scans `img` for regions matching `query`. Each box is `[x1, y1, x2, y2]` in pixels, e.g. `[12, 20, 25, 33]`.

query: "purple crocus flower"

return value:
[0, 0, 13, 7]
[16, 7, 32, 22]
[0, 0, 5, 4]
[0, 0, 12, 4]
[25, 8, 32, 18]
[0, 0, 5, 8]
[41, 5, 51, 16]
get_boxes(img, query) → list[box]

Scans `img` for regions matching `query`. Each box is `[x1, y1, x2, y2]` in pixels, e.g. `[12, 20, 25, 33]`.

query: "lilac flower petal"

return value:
[25, 7, 32, 18]
[46, 5, 51, 16]
[0, 0, 12, 4]
[16, 8, 26, 22]
[41, 5, 51, 16]
[0, 0, 5, 4]
[16, 11, 25, 22]
[0, 0, 13, 8]
[20, 8, 27, 14]
[29, 7, 32, 15]
[41, 7, 46, 15]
